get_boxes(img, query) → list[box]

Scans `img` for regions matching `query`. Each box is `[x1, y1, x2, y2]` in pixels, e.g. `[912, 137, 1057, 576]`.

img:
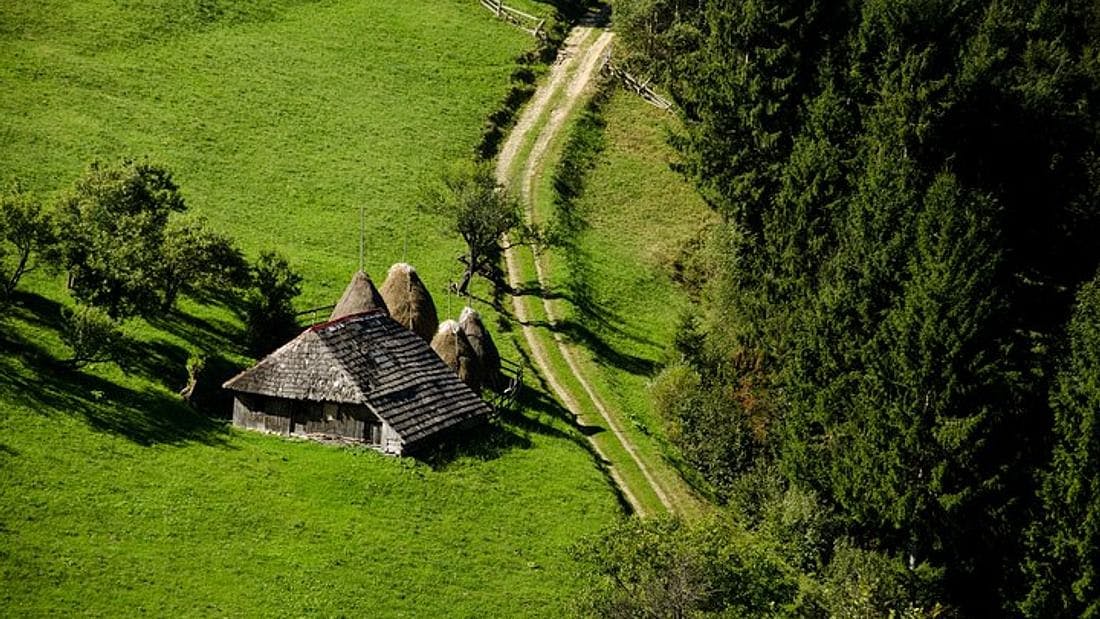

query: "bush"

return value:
[61, 304, 125, 368]
[651, 362, 759, 500]
[243, 250, 302, 356]
[0, 183, 57, 301]
[818, 541, 946, 619]
[572, 516, 804, 618]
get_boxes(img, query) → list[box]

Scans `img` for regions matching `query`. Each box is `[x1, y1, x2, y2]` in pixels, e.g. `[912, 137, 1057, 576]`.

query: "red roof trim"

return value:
[307, 309, 388, 332]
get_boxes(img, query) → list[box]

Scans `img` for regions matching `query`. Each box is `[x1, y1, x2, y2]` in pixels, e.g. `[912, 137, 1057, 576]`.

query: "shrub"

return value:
[243, 250, 302, 356]
[61, 304, 126, 368]
[0, 183, 57, 301]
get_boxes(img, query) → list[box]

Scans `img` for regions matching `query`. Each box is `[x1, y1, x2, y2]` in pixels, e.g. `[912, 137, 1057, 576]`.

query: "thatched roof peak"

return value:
[380, 262, 438, 342]
[330, 270, 388, 321]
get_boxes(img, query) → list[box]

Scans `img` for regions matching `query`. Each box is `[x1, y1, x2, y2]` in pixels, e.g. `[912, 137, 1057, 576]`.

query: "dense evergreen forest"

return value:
[576, 0, 1100, 616]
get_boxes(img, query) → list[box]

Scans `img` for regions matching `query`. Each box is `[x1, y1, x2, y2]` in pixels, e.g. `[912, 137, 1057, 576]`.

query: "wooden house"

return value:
[222, 310, 491, 455]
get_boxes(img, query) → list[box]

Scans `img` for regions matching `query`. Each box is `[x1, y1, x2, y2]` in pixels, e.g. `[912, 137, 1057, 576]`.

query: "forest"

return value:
[574, 0, 1100, 616]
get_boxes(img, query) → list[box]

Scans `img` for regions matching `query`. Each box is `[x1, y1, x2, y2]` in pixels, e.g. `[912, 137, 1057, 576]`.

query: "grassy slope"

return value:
[535, 88, 715, 515]
[0, 1, 622, 615]
[1, 0, 528, 305]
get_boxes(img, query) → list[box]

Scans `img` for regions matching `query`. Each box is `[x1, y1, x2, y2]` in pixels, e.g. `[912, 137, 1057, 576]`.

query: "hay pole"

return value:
[358, 204, 365, 271]
[402, 214, 409, 264]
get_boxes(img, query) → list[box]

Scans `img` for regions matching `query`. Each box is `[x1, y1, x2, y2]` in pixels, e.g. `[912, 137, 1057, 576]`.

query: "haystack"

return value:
[431, 319, 480, 391]
[459, 306, 502, 391]
[379, 262, 439, 342]
[330, 270, 388, 320]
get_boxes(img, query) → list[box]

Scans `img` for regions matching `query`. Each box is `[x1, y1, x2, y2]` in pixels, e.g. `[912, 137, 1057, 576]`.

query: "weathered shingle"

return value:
[223, 311, 491, 447]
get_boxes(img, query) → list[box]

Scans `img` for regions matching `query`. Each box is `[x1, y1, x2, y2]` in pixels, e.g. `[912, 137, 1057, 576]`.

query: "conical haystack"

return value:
[330, 270, 388, 320]
[459, 306, 502, 392]
[431, 319, 480, 391]
[379, 262, 439, 342]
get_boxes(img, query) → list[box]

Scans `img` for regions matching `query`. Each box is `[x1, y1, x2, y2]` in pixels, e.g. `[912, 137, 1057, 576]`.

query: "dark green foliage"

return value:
[56, 159, 247, 318]
[243, 250, 302, 357]
[61, 304, 126, 367]
[0, 183, 57, 300]
[1023, 271, 1100, 618]
[57, 159, 186, 318]
[160, 216, 248, 310]
[420, 160, 520, 294]
[615, 0, 1100, 613]
[572, 516, 803, 618]
[819, 540, 945, 619]
[651, 363, 759, 500]
[573, 508, 944, 618]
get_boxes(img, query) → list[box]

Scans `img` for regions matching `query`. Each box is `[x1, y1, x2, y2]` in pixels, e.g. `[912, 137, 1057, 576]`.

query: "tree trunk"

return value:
[5, 247, 30, 295]
[458, 253, 479, 295]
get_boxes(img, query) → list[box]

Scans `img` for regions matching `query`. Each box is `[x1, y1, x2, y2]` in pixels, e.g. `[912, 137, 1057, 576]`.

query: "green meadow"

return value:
[0, 0, 532, 303]
[0, 0, 624, 615]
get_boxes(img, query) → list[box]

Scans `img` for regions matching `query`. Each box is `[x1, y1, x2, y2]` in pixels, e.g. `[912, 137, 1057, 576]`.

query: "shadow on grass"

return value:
[1, 293, 231, 448]
[148, 304, 244, 360]
[517, 314, 658, 378]
[512, 252, 663, 379]
[509, 340, 634, 514]
[417, 422, 533, 469]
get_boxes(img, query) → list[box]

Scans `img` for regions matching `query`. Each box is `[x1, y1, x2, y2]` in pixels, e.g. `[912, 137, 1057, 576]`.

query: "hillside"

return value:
[0, 1, 626, 615]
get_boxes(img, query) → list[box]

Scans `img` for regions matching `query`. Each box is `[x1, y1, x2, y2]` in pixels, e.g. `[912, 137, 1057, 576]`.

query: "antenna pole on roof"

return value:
[402, 217, 409, 264]
[358, 204, 365, 272]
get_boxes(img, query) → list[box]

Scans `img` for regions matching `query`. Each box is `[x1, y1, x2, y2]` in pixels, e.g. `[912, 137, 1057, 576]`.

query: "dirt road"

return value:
[496, 26, 676, 517]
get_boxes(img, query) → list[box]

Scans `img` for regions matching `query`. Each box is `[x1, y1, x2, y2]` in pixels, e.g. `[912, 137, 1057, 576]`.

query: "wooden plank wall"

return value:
[232, 396, 388, 447]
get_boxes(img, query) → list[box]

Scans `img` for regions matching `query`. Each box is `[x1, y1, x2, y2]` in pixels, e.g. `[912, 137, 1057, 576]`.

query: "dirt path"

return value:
[497, 26, 676, 517]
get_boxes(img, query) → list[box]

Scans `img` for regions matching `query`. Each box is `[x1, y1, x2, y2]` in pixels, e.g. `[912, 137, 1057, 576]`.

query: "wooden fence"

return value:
[600, 50, 674, 111]
[479, 0, 546, 38]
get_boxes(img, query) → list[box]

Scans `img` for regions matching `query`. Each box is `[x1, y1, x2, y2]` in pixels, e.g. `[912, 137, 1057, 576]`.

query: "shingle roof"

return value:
[223, 311, 491, 446]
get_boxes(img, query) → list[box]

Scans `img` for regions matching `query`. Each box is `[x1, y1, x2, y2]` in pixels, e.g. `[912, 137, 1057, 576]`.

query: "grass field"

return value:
[0, 1, 625, 615]
[0, 0, 536, 306]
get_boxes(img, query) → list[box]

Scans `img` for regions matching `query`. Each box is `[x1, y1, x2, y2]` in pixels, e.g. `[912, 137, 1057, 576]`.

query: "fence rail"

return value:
[600, 50, 674, 111]
[479, 0, 546, 38]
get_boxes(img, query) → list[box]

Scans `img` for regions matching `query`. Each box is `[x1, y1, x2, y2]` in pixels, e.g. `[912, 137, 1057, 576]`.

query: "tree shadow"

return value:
[149, 305, 244, 360]
[416, 422, 533, 469]
[505, 340, 633, 514]
[1, 296, 231, 448]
